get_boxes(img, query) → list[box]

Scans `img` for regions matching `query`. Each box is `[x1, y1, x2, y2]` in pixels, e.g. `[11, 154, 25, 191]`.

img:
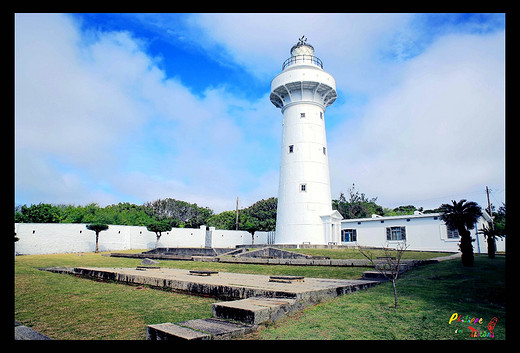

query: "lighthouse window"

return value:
[300, 183, 307, 192]
[323, 147, 326, 155]
[320, 112, 323, 119]
[289, 145, 294, 153]
[300, 112, 306, 118]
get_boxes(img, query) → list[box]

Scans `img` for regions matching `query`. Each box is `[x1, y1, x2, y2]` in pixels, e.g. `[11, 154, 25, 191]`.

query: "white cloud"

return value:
[187, 13, 412, 92]
[328, 31, 505, 209]
[15, 14, 149, 170]
[15, 13, 279, 211]
[15, 13, 505, 214]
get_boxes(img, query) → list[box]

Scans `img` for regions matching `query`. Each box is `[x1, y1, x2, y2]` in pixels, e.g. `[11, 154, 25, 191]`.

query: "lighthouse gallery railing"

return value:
[282, 55, 323, 70]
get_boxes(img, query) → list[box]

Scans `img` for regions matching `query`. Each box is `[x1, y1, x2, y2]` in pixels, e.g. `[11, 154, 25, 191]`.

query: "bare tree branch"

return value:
[357, 242, 409, 308]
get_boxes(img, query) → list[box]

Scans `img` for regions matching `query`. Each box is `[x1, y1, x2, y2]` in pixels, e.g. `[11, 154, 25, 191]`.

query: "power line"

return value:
[488, 188, 505, 206]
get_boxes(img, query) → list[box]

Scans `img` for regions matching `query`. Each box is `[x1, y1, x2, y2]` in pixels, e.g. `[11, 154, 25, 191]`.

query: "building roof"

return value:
[341, 212, 442, 223]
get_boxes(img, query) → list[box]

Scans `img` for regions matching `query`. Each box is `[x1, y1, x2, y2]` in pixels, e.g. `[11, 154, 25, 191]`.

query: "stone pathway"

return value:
[15, 321, 51, 340]
[43, 266, 379, 340]
[38, 253, 461, 340]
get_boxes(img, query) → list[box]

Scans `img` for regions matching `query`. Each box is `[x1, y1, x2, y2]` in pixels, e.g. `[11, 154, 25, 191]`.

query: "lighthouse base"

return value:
[275, 210, 343, 245]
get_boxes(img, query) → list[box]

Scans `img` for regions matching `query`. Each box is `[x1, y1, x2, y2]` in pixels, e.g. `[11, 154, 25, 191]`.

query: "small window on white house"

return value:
[300, 112, 306, 118]
[386, 226, 406, 241]
[289, 145, 294, 153]
[300, 183, 307, 192]
[447, 226, 460, 239]
[341, 229, 357, 242]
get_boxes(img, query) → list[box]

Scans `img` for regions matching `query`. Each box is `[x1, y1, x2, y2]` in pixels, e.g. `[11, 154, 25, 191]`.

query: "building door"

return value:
[205, 229, 212, 248]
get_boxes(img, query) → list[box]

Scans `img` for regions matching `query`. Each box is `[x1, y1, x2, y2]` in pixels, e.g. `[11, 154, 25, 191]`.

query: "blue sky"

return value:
[15, 13, 506, 213]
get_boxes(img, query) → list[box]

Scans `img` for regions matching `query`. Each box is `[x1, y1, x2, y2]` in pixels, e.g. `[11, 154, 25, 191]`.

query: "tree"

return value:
[242, 198, 277, 229]
[146, 220, 173, 248]
[478, 224, 504, 259]
[85, 223, 109, 253]
[143, 198, 213, 228]
[58, 204, 87, 223]
[207, 211, 239, 230]
[493, 203, 506, 235]
[242, 218, 261, 245]
[479, 203, 505, 259]
[357, 243, 408, 309]
[241, 198, 277, 244]
[439, 199, 482, 267]
[332, 184, 383, 219]
[383, 205, 420, 216]
[206, 198, 277, 241]
[14, 203, 63, 223]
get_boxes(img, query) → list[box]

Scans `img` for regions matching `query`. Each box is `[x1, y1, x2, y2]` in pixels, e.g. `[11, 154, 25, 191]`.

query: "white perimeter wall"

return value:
[14, 220, 505, 255]
[14, 223, 271, 255]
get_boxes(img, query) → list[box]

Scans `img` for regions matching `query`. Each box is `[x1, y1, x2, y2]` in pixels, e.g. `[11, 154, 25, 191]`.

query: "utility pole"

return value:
[235, 197, 239, 230]
[486, 186, 494, 230]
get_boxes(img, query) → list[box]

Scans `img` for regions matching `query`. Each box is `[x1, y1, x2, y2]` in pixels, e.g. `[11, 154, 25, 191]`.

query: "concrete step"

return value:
[147, 322, 211, 340]
[362, 271, 391, 281]
[211, 297, 298, 325]
[146, 319, 254, 340]
[177, 318, 255, 340]
[374, 262, 410, 272]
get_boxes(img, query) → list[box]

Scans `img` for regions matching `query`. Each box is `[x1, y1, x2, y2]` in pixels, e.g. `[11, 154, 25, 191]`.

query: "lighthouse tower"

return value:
[270, 37, 342, 245]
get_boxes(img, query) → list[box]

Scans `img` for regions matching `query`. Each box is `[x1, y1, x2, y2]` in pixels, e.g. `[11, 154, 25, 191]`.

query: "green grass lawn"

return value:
[239, 255, 506, 340]
[14, 249, 505, 340]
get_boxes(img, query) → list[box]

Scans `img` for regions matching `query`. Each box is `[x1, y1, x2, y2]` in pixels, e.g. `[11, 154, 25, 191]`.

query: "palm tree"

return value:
[439, 200, 482, 267]
[478, 224, 504, 259]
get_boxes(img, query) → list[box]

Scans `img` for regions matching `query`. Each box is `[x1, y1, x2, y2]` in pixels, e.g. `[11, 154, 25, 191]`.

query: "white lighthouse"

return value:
[271, 37, 342, 245]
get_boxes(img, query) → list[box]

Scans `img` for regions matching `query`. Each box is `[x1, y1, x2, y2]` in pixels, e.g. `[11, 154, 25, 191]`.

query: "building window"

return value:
[289, 145, 294, 153]
[320, 112, 323, 119]
[300, 183, 307, 192]
[323, 147, 326, 155]
[300, 112, 305, 118]
[386, 226, 406, 241]
[341, 229, 357, 242]
[447, 226, 460, 239]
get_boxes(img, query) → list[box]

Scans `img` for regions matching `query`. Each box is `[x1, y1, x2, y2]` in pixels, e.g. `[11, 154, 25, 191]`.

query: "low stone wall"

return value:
[144, 248, 233, 257]
[215, 256, 373, 266]
[214, 256, 436, 268]
[235, 247, 311, 259]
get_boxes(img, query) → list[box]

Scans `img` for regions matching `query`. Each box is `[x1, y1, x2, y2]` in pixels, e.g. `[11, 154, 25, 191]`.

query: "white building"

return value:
[339, 212, 505, 253]
[271, 36, 341, 244]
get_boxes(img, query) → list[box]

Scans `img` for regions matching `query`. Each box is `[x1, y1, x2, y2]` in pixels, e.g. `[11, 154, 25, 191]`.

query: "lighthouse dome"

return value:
[290, 41, 314, 57]
[281, 37, 323, 71]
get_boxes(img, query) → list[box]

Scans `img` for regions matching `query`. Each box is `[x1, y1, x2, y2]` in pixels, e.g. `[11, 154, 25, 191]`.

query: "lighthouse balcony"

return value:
[270, 79, 337, 109]
[282, 55, 323, 70]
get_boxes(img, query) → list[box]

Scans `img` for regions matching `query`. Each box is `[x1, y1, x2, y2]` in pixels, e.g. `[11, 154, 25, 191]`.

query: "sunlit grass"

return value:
[239, 255, 506, 340]
[15, 250, 504, 340]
